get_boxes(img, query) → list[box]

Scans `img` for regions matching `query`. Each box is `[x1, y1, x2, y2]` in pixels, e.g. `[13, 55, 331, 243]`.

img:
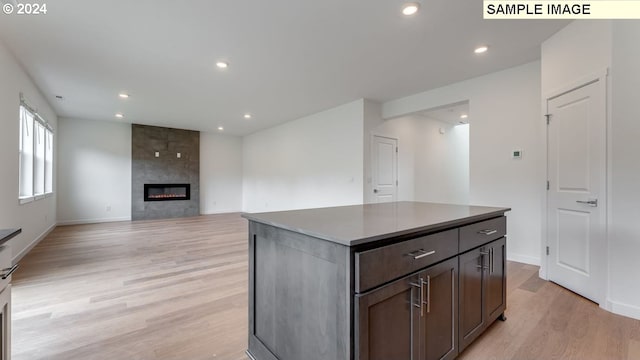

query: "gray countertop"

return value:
[242, 201, 510, 246]
[0, 228, 21, 246]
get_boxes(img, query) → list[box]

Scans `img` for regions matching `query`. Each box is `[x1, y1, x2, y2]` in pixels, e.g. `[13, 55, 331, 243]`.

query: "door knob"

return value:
[373, 189, 378, 193]
[576, 199, 598, 207]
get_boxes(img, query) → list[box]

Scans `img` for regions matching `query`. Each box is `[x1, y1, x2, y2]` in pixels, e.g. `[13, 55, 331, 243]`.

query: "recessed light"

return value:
[119, 93, 129, 99]
[402, 2, 420, 16]
[474, 46, 489, 54]
[460, 114, 468, 119]
[218, 126, 224, 131]
[216, 61, 229, 69]
[115, 113, 124, 119]
[244, 113, 252, 119]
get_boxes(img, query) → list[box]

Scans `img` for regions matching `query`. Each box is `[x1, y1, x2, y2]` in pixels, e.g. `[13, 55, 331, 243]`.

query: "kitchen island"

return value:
[242, 202, 510, 360]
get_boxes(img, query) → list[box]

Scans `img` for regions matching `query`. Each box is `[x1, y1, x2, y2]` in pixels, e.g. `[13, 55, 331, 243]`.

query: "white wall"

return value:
[610, 21, 640, 320]
[383, 62, 543, 266]
[414, 119, 469, 205]
[0, 40, 58, 261]
[57, 118, 131, 224]
[200, 132, 243, 214]
[242, 100, 365, 212]
[541, 21, 612, 95]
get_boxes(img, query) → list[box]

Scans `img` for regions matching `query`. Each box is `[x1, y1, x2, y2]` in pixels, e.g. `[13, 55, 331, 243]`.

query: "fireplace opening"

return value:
[144, 184, 190, 201]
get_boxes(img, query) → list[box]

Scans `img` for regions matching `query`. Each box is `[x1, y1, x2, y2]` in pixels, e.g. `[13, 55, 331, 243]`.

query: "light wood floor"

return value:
[11, 214, 640, 360]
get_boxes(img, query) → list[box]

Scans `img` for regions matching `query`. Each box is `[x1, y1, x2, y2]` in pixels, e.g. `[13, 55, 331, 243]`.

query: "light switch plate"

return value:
[155, 151, 160, 158]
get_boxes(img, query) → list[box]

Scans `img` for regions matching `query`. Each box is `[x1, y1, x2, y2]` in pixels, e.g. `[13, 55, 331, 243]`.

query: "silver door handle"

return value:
[410, 280, 422, 312]
[410, 277, 425, 317]
[490, 247, 494, 274]
[576, 199, 598, 207]
[424, 276, 431, 314]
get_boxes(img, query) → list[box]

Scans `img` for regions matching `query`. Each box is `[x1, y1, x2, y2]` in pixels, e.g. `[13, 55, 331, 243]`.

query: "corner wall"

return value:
[242, 100, 365, 212]
[610, 21, 640, 320]
[0, 40, 58, 261]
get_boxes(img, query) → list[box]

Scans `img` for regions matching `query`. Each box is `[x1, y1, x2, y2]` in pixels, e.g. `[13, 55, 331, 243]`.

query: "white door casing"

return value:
[372, 135, 398, 203]
[546, 79, 606, 304]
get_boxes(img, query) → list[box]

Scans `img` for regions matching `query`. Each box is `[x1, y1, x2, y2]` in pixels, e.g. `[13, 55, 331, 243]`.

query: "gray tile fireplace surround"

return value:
[132, 124, 200, 220]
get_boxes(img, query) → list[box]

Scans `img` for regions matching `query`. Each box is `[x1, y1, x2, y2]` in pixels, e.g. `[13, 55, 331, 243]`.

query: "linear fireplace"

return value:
[144, 184, 191, 201]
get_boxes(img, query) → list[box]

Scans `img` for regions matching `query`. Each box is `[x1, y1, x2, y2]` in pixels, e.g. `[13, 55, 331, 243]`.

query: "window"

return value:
[19, 100, 54, 203]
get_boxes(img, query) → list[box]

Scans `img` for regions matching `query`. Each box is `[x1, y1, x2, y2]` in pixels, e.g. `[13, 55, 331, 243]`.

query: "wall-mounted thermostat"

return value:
[512, 149, 523, 159]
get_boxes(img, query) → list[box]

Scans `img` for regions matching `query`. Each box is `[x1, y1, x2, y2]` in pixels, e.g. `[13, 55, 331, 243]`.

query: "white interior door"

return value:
[372, 135, 397, 203]
[547, 80, 606, 304]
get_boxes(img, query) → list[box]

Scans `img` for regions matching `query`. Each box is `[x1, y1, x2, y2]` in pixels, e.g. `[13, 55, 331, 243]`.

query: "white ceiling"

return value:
[0, 1, 569, 136]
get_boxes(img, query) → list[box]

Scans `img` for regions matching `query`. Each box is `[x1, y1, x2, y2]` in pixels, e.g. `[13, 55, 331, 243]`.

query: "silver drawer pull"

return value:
[407, 249, 436, 260]
[1, 264, 18, 279]
[478, 229, 498, 236]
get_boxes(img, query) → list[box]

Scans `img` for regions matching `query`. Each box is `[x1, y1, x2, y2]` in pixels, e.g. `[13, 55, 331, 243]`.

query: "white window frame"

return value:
[19, 95, 54, 205]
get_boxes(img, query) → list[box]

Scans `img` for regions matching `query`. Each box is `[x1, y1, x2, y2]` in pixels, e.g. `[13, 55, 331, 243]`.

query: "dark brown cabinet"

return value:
[244, 203, 510, 360]
[356, 257, 458, 360]
[458, 237, 506, 352]
[356, 272, 420, 360]
[420, 258, 458, 360]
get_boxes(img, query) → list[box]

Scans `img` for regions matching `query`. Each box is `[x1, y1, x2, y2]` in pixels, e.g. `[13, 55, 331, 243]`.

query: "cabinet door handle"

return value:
[479, 250, 489, 270]
[419, 277, 425, 317]
[478, 229, 498, 236]
[407, 249, 435, 260]
[576, 199, 598, 207]
[1, 263, 18, 279]
[410, 279, 423, 316]
[490, 247, 494, 274]
[423, 276, 431, 314]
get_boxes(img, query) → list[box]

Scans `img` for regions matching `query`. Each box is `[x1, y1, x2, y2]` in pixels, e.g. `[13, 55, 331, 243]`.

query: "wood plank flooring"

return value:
[11, 214, 640, 360]
[12, 214, 249, 360]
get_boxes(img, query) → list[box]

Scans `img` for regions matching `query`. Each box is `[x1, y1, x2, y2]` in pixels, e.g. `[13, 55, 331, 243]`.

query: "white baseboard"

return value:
[12, 222, 57, 264]
[57, 216, 131, 226]
[507, 253, 540, 266]
[200, 209, 242, 215]
[605, 299, 640, 321]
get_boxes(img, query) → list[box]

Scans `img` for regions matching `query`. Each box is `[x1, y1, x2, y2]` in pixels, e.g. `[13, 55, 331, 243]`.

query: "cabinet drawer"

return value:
[459, 216, 506, 253]
[355, 229, 458, 293]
